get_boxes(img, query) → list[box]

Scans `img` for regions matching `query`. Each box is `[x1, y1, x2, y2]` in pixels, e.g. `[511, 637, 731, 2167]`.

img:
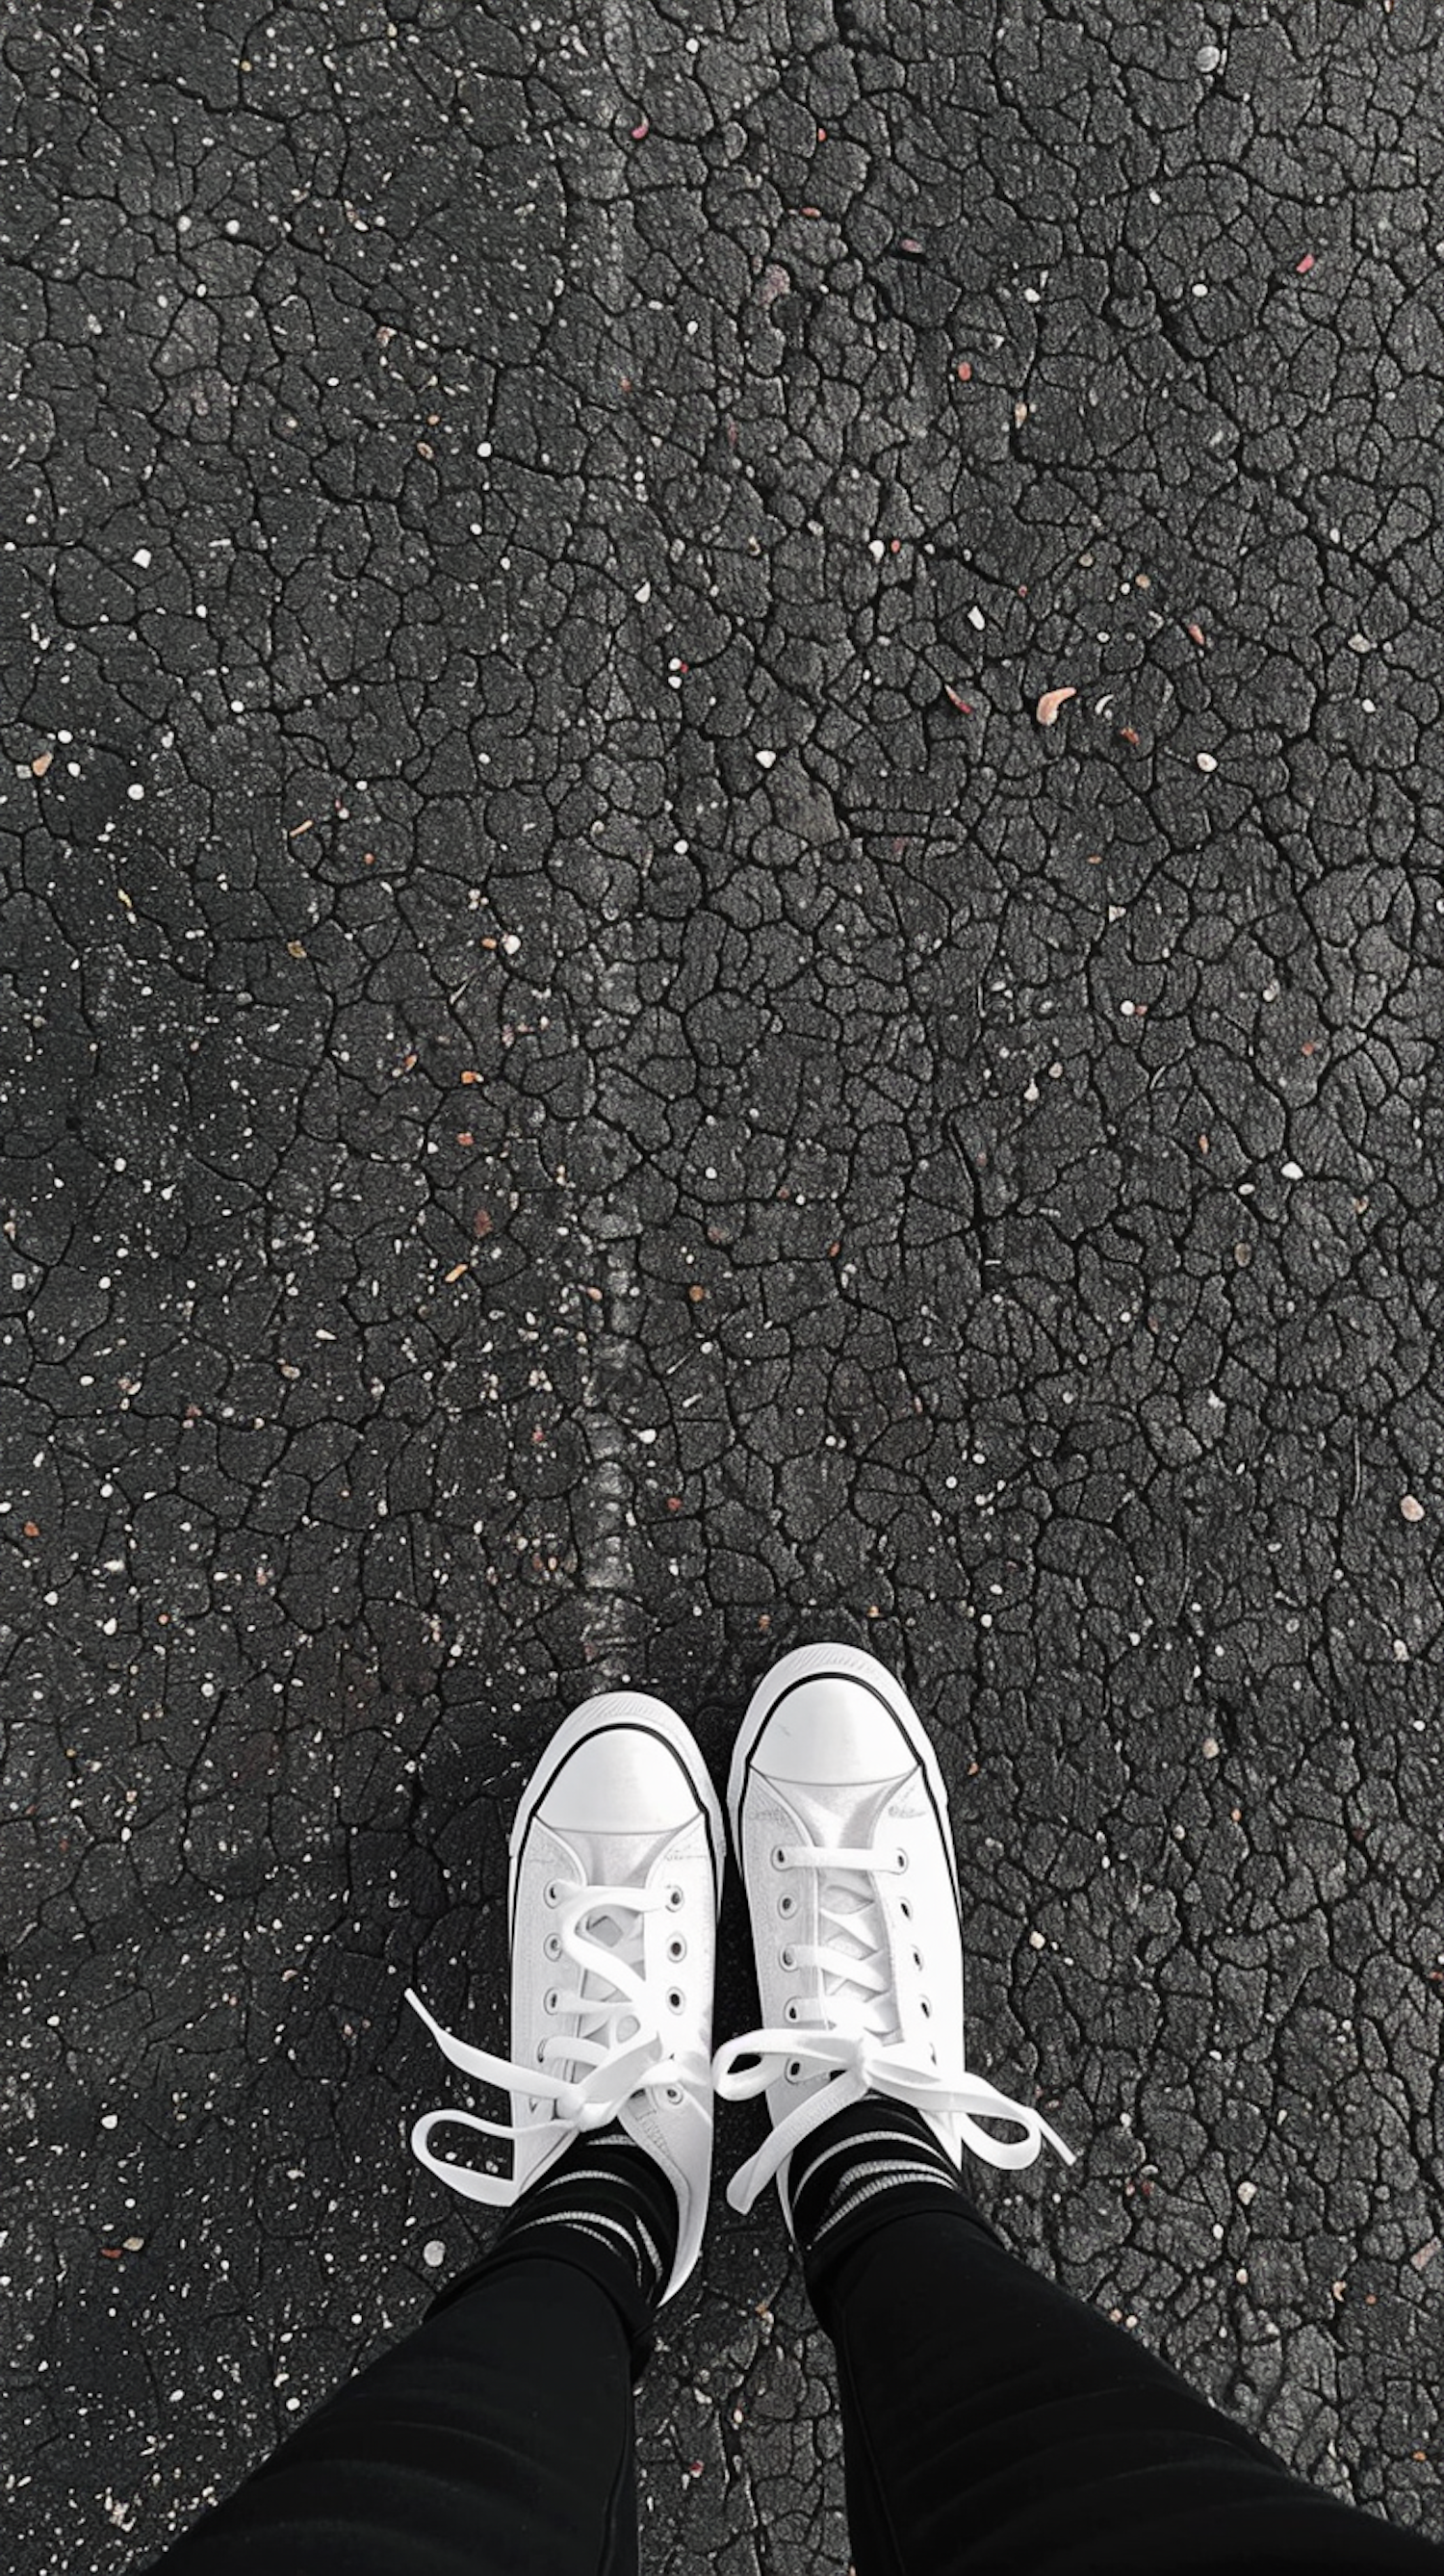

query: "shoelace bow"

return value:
[713, 1842, 1078, 2218]
[405, 1878, 688, 2208]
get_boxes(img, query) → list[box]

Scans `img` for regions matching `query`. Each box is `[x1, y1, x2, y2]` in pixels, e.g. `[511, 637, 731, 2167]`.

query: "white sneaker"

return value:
[405, 1689, 726, 2304]
[710, 1641, 1078, 2237]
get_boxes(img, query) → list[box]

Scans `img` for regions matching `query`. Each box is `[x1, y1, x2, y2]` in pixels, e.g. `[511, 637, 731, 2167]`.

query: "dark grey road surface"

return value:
[3, 1, 1442, 2566]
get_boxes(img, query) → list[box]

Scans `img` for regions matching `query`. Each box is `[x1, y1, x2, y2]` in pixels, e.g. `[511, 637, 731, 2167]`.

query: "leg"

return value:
[136, 2151, 667, 2576]
[135, 1683, 708, 2572]
[806, 2199, 1444, 2576]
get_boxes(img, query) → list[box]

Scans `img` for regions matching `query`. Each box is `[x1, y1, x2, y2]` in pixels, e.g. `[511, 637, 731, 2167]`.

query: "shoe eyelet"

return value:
[785, 2000, 798, 2022]
[778, 1893, 796, 1917]
[544, 1934, 562, 1959]
[545, 1881, 564, 1906]
[665, 1885, 684, 1911]
[667, 1989, 684, 2013]
[895, 1849, 909, 1872]
[773, 1846, 788, 1869]
[913, 1950, 923, 1969]
[664, 2084, 683, 2104]
[786, 2059, 802, 2081]
[779, 1945, 795, 1970]
[899, 1898, 912, 1920]
[544, 1989, 559, 2012]
[537, 2043, 548, 2065]
[920, 1998, 931, 2018]
[667, 1935, 686, 1962]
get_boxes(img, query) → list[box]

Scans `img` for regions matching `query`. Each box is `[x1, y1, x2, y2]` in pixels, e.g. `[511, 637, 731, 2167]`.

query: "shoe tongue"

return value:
[774, 1772, 909, 1852]
[553, 1830, 683, 2031]
[541, 1822, 683, 1886]
[773, 1775, 913, 2038]
[594, 1826, 683, 1883]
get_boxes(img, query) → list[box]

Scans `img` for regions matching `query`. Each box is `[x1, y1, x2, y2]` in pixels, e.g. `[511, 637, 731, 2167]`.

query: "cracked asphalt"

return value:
[2, 0, 1443, 2566]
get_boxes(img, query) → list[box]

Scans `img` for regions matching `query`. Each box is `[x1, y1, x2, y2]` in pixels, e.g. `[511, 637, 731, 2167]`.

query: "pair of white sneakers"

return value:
[405, 1639, 1078, 2304]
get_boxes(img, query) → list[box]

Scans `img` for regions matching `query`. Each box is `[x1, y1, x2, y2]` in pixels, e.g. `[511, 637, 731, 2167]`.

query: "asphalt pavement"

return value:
[2, 1, 1442, 2566]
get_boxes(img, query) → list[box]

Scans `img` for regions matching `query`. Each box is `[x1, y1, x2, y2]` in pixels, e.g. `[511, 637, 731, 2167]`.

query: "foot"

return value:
[709, 1641, 1078, 2234]
[404, 1688, 727, 2306]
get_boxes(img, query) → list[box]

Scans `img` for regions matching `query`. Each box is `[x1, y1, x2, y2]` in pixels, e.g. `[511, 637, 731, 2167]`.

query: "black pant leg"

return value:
[806, 2203, 1444, 2576]
[136, 2249, 648, 2576]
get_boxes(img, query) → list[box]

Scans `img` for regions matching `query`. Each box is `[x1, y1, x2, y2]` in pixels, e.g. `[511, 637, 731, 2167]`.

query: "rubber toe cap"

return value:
[753, 1679, 912, 1786]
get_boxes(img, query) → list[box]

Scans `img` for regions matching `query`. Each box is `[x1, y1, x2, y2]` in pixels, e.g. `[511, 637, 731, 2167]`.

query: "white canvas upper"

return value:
[709, 1643, 1078, 2233]
[405, 1689, 725, 2306]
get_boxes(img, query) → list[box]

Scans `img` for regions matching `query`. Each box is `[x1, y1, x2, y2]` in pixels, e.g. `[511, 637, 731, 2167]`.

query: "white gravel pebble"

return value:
[423, 2241, 446, 2268]
[755, 748, 776, 768]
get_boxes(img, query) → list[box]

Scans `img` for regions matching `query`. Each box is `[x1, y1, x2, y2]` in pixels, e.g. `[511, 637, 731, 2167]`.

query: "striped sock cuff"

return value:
[499, 2204, 665, 2291]
[787, 2096, 965, 2258]
[492, 2125, 679, 2306]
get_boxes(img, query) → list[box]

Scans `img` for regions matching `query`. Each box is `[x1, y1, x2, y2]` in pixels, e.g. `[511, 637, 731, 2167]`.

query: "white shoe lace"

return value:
[712, 1842, 1078, 2219]
[405, 1877, 689, 2208]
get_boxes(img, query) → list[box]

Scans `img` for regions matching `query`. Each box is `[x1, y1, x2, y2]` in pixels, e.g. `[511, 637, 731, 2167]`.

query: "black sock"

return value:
[786, 2089, 972, 2263]
[491, 2123, 680, 2307]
